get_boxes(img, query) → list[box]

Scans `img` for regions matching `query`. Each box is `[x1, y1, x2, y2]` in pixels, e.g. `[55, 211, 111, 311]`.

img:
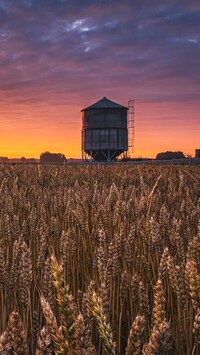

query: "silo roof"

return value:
[81, 97, 128, 111]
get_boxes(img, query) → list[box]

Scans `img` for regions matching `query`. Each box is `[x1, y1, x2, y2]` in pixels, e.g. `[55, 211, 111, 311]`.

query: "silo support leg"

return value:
[108, 150, 111, 162]
[93, 151, 98, 160]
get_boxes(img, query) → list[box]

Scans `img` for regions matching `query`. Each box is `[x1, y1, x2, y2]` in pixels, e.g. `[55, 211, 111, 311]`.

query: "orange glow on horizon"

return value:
[0, 1, 199, 160]
[0, 100, 199, 159]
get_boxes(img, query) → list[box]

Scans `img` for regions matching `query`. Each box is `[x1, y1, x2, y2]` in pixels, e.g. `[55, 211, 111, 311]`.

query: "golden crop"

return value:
[0, 164, 199, 354]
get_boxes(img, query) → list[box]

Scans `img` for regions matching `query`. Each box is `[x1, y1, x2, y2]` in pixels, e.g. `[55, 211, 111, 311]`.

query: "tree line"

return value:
[0, 152, 67, 164]
[0, 150, 190, 164]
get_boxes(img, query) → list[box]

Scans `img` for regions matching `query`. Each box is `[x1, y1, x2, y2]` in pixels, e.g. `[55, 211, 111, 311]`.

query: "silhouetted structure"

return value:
[195, 149, 200, 158]
[81, 97, 128, 161]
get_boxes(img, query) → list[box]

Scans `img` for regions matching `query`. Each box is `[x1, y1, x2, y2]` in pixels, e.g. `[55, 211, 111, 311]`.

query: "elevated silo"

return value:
[81, 97, 128, 161]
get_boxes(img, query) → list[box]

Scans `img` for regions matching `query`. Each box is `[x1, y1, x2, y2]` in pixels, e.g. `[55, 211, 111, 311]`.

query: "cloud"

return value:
[0, 0, 200, 126]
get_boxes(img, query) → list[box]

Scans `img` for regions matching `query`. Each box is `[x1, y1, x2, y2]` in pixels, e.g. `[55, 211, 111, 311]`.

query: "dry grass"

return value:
[0, 164, 199, 354]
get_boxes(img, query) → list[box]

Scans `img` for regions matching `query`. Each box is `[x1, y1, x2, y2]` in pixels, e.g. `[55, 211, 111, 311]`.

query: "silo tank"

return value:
[81, 97, 128, 161]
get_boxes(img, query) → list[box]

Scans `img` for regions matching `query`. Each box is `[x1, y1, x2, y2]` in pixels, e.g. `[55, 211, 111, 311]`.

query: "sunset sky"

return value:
[0, 0, 200, 158]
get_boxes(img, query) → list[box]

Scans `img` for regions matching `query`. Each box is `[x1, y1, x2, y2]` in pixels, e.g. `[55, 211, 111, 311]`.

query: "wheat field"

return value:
[0, 164, 199, 354]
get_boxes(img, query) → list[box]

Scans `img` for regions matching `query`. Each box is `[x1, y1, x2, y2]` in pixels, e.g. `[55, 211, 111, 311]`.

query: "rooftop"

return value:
[81, 97, 128, 111]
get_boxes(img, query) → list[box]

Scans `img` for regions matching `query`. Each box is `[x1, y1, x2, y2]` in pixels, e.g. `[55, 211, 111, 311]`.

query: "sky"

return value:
[0, 0, 200, 158]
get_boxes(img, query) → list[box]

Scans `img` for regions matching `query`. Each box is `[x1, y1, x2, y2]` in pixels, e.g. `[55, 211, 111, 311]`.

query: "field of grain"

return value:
[0, 164, 199, 354]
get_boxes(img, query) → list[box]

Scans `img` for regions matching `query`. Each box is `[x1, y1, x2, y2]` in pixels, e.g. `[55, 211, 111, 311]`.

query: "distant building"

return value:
[195, 149, 200, 158]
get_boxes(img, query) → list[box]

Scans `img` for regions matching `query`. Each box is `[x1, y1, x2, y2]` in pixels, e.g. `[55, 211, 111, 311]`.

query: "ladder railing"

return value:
[128, 100, 135, 155]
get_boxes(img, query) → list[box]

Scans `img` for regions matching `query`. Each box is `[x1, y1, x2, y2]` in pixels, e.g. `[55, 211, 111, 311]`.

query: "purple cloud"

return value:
[0, 0, 199, 151]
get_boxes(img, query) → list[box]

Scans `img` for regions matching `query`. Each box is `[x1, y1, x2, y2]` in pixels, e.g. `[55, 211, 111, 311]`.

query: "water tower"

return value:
[81, 97, 132, 161]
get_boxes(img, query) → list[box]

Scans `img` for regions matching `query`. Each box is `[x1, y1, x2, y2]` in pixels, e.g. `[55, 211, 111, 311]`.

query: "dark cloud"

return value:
[0, 0, 200, 116]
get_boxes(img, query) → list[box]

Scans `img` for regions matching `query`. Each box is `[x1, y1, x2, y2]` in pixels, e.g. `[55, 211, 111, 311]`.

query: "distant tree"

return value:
[156, 151, 186, 160]
[40, 151, 67, 164]
[0, 156, 9, 163]
[20, 157, 26, 162]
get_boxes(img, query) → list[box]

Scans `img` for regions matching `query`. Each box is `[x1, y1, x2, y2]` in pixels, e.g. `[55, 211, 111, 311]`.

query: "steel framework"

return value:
[81, 147, 127, 162]
[128, 100, 135, 156]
